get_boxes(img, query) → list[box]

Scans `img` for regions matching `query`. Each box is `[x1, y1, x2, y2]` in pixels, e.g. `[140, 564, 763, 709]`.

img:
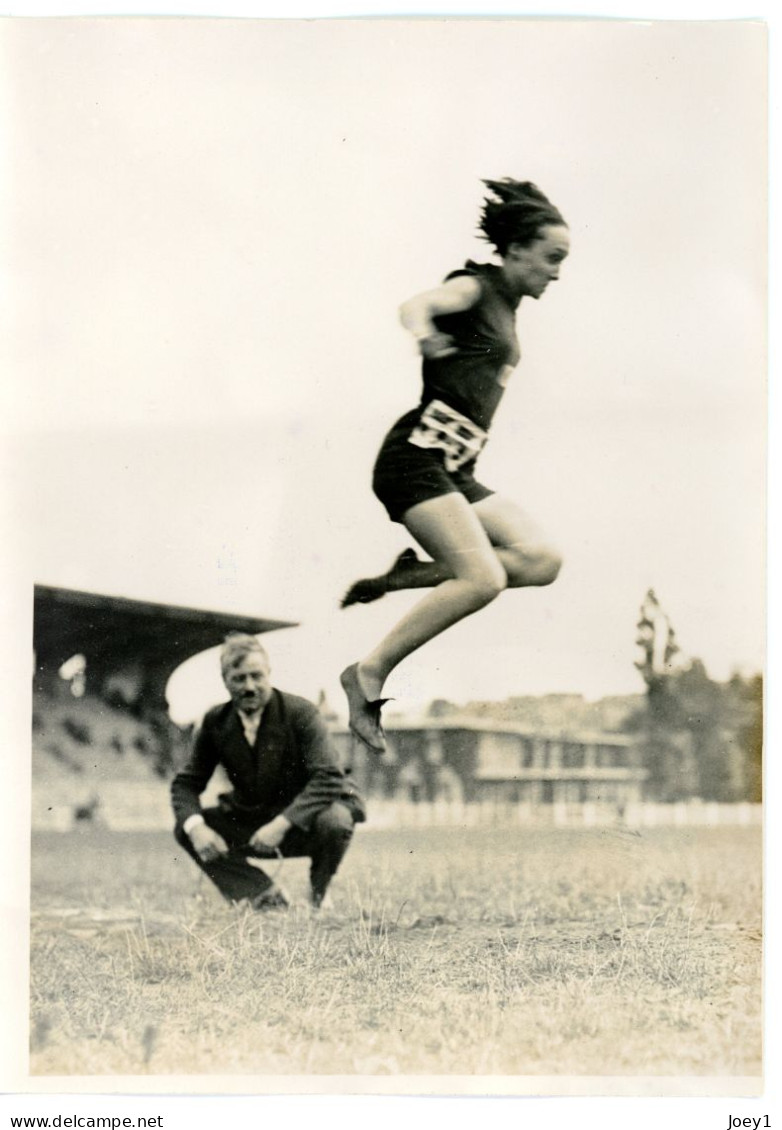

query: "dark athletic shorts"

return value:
[372, 409, 494, 524]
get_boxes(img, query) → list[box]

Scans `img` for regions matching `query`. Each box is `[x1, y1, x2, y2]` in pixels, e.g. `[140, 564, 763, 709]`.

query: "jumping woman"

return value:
[340, 179, 570, 754]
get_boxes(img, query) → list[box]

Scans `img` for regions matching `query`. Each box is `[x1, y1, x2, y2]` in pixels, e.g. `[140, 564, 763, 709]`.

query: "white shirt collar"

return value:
[237, 707, 263, 745]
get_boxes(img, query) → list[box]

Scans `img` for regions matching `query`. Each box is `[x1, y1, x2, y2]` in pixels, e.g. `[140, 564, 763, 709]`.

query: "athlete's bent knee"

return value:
[535, 547, 563, 586]
[505, 544, 562, 587]
[465, 566, 508, 607]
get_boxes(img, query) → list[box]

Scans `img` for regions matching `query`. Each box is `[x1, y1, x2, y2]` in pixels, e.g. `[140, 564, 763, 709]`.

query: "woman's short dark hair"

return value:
[479, 178, 566, 255]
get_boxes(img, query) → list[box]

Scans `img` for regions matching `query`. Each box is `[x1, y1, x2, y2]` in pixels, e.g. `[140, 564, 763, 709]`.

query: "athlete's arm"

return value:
[399, 275, 482, 358]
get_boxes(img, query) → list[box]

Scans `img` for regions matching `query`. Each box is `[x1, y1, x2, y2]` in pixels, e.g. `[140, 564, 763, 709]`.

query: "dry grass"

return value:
[29, 823, 762, 1077]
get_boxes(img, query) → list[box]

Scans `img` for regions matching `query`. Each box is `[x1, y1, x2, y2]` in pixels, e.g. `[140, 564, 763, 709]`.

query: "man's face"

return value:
[224, 652, 273, 713]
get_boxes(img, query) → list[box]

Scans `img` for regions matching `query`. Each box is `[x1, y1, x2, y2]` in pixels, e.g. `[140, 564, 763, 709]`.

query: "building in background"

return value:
[331, 719, 646, 810]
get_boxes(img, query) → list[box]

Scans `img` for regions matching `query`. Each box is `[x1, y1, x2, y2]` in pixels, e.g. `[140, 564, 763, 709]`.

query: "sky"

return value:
[2, 17, 767, 723]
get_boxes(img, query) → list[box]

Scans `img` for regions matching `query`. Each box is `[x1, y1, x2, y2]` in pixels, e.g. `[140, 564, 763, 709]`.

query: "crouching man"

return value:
[172, 633, 366, 910]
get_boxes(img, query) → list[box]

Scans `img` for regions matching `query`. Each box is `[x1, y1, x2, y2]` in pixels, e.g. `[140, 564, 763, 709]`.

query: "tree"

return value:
[630, 591, 761, 802]
[727, 671, 763, 803]
[632, 590, 697, 800]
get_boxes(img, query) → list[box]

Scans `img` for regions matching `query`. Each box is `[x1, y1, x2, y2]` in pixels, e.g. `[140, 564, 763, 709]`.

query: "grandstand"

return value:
[32, 585, 296, 829]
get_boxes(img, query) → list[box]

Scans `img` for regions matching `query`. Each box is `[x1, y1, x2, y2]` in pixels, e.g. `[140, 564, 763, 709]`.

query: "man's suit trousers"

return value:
[174, 801, 355, 906]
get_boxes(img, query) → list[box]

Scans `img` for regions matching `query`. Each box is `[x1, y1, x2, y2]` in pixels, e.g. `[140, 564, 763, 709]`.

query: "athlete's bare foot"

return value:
[339, 662, 388, 754]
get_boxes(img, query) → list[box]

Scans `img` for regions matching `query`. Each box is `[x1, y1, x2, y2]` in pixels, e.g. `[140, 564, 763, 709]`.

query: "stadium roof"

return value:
[33, 584, 297, 699]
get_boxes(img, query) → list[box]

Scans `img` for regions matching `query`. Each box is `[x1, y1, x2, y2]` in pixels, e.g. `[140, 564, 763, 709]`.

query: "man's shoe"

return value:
[310, 890, 334, 911]
[339, 663, 388, 755]
[249, 885, 289, 911]
[340, 549, 420, 608]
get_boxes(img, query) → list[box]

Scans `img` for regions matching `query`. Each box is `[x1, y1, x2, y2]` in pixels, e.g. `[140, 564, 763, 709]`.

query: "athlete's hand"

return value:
[188, 823, 229, 863]
[417, 332, 457, 360]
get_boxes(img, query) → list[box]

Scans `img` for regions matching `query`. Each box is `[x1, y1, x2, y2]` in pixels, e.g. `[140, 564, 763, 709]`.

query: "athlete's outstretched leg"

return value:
[341, 494, 562, 606]
[350, 493, 506, 700]
[340, 494, 563, 752]
[341, 493, 506, 752]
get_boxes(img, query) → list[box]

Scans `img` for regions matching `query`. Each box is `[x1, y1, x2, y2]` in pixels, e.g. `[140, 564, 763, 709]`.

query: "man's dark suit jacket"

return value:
[171, 688, 366, 832]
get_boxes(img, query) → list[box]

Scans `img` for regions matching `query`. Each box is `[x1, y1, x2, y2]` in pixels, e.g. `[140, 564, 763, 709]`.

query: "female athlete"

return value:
[340, 178, 570, 753]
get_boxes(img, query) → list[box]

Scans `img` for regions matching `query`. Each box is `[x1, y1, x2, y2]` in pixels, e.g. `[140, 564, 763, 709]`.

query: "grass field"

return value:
[29, 823, 762, 1079]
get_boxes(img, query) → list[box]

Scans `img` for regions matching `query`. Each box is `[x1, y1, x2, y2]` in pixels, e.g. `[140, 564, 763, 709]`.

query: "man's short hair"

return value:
[219, 633, 269, 679]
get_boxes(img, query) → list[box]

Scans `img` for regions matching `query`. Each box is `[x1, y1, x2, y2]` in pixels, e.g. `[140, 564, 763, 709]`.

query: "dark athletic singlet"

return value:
[421, 260, 522, 433]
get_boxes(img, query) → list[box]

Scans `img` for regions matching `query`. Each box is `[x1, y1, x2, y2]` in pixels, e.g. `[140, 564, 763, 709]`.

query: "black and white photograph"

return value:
[0, 5, 771, 1105]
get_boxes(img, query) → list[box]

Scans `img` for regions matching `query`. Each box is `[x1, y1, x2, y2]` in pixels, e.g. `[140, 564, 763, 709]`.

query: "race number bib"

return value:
[408, 399, 488, 473]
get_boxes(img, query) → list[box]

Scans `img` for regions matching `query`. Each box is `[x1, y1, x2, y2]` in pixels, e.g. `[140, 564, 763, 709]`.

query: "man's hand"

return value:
[188, 822, 229, 863]
[249, 814, 292, 853]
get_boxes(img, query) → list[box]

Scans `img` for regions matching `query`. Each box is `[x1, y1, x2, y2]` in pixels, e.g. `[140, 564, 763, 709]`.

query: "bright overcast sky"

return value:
[2, 17, 766, 721]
